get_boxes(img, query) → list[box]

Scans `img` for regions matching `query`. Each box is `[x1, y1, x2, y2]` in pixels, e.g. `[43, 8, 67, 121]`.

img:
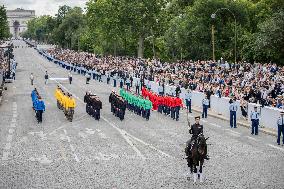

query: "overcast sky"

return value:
[1, 0, 88, 16]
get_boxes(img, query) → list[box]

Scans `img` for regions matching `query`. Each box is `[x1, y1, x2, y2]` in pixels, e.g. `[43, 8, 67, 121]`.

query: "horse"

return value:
[185, 134, 208, 183]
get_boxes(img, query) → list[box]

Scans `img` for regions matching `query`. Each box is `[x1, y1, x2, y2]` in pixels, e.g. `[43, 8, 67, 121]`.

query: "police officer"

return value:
[277, 111, 284, 145]
[158, 84, 163, 96]
[68, 72, 72, 84]
[185, 89, 192, 113]
[229, 98, 238, 128]
[44, 71, 48, 85]
[250, 106, 260, 135]
[86, 73, 91, 84]
[126, 77, 131, 90]
[202, 96, 209, 118]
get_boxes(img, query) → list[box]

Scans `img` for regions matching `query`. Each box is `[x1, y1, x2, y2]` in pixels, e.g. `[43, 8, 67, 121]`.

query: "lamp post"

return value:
[211, 8, 237, 63]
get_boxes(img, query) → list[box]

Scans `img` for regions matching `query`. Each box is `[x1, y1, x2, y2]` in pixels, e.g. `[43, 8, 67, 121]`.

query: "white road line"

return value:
[202, 120, 208, 123]
[102, 117, 146, 160]
[8, 128, 15, 134]
[10, 123, 16, 128]
[2, 151, 10, 161]
[63, 130, 80, 162]
[11, 118, 16, 123]
[13, 114, 17, 118]
[123, 131, 173, 158]
[4, 143, 11, 150]
[70, 144, 75, 152]
[267, 144, 284, 152]
[246, 136, 259, 141]
[7, 135, 13, 142]
[73, 154, 80, 162]
[210, 123, 221, 128]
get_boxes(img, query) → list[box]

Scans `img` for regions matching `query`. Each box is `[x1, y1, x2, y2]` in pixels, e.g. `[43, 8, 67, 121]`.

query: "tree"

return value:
[0, 5, 10, 40]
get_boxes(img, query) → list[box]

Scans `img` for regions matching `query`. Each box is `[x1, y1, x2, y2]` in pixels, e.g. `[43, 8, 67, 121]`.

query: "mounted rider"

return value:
[186, 116, 209, 160]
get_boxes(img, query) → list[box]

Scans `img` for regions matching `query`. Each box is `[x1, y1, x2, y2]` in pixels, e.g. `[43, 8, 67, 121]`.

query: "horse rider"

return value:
[186, 116, 209, 160]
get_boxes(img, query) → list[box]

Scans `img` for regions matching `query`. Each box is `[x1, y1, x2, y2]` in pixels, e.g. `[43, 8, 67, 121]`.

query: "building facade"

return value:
[7, 8, 35, 38]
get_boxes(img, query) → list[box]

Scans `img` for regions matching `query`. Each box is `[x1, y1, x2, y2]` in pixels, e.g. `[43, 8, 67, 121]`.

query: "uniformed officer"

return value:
[202, 96, 209, 118]
[229, 98, 238, 128]
[68, 72, 72, 84]
[126, 77, 131, 90]
[277, 111, 284, 145]
[158, 84, 164, 96]
[250, 106, 260, 135]
[185, 89, 192, 113]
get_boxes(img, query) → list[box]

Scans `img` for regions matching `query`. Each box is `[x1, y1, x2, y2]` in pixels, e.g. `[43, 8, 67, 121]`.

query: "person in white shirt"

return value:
[277, 111, 284, 145]
[185, 89, 192, 113]
[250, 106, 260, 135]
[229, 98, 238, 128]
[30, 73, 34, 85]
[202, 96, 209, 118]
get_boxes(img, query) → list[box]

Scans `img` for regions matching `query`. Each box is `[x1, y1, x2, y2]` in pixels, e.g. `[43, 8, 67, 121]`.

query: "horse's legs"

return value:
[199, 161, 204, 182]
[193, 165, 198, 183]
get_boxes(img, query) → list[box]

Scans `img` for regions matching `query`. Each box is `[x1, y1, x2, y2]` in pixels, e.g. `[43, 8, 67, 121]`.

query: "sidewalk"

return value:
[189, 106, 277, 137]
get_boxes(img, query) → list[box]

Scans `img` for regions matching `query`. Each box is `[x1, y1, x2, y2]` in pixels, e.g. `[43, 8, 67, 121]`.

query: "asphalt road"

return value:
[0, 40, 283, 189]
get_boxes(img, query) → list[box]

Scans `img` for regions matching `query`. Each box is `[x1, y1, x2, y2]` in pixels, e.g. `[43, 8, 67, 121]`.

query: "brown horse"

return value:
[185, 134, 208, 182]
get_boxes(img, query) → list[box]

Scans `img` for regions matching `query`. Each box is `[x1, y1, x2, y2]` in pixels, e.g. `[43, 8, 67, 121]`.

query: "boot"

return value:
[204, 155, 210, 160]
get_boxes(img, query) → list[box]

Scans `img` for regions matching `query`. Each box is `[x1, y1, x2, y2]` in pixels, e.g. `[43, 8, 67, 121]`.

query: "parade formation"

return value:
[54, 85, 76, 122]
[1, 0, 284, 187]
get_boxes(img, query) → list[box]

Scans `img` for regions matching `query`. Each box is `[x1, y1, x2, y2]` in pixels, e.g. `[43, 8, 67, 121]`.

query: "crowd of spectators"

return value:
[45, 48, 284, 110]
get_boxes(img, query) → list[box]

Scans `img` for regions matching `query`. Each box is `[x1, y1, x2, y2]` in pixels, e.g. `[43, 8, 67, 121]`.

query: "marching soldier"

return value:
[229, 98, 238, 128]
[202, 96, 209, 118]
[250, 106, 260, 135]
[277, 111, 284, 145]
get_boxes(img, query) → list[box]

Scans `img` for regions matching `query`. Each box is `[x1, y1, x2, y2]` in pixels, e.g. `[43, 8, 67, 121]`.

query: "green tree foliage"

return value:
[0, 5, 10, 40]
[24, 0, 284, 64]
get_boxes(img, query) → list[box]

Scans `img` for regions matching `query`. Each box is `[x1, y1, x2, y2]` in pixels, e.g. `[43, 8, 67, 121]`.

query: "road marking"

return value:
[210, 123, 221, 128]
[8, 128, 15, 134]
[267, 144, 284, 152]
[70, 144, 75, 152]
[246, 136, 259, 141]
[2, 102, 17, 162]
[201, 120, 208, 123]
[4, 143, 11, 150]
[2, 151, 10, 161]
[225, 129, 241, 135]
[63, 130, 80, 162]
[7, 135, 13, 142]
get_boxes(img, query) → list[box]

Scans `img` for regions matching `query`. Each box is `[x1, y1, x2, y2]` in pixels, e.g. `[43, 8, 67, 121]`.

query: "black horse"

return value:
[185, 134, 208, 182]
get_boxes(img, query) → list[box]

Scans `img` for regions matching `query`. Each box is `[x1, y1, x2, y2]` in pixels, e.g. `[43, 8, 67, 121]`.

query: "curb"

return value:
[191, 107, 277, 137]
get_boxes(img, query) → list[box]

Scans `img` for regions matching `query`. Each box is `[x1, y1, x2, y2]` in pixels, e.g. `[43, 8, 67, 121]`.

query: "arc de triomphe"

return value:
[7, 8, 35, 38]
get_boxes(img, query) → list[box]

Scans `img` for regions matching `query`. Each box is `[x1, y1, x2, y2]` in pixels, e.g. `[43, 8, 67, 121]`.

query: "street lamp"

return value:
[211, 8, 237, 63]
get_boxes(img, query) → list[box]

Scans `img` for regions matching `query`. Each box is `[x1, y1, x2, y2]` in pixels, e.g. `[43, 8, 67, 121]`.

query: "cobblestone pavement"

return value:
[0, 40, 283, 189]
